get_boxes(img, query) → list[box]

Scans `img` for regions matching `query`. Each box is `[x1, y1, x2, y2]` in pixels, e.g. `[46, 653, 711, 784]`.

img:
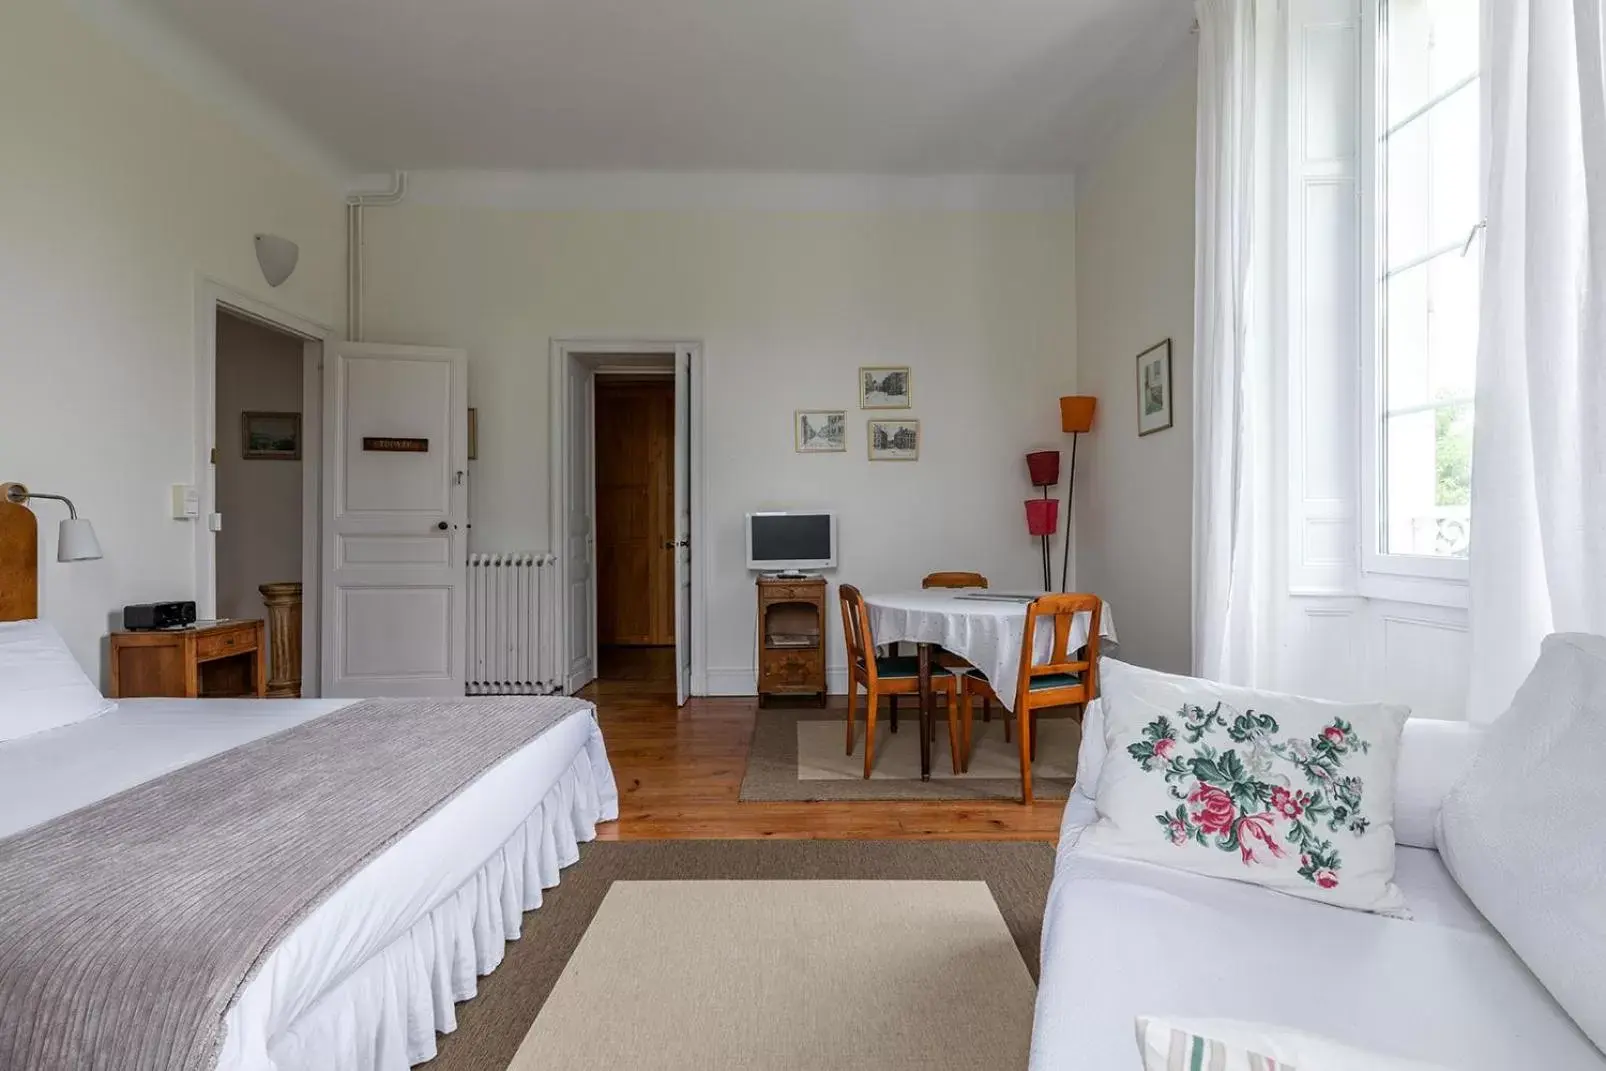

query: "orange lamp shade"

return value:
[1060, 395, 1097, 434]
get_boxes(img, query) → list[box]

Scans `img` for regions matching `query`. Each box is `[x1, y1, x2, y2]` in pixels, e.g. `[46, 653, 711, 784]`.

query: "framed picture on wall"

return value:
[795, 410, 847, 453]
[241, 411, 302, 460]
[1135, 339, 1174, 436]
[859, 366, 912, 409]
[868, 419, 919, 461]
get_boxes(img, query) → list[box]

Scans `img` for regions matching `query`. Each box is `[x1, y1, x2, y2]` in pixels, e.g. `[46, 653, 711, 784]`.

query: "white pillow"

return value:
[1072, 695, 1106, 801]
[0, 620, 115, 742]
[1136, 1017, 1452, 1070]
[1080, 658, 1410, 914]
[1393, 718, 1484, 849]
[1436, 632, 1606, 1053]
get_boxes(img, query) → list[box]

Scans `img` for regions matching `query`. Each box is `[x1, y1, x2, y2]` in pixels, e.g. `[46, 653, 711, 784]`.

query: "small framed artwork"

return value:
[1135, 339, 1174, 436]
[241, 411, 302, 460]
[859, 366, 912, 409]
[795, 410, 846, 453]
[468, 407, 479, 460]
[868, 418, 919, 461]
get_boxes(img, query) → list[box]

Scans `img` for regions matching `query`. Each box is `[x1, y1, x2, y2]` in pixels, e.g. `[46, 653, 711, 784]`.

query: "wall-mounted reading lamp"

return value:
[1, 483, 103, 561]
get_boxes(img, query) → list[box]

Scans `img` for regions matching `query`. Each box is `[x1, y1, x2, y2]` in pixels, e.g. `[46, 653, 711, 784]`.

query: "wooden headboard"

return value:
[0, 496, 38, 622]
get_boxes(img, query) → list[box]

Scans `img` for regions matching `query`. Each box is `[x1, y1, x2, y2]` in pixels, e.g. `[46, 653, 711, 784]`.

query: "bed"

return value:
[0, 500, 619, 1070]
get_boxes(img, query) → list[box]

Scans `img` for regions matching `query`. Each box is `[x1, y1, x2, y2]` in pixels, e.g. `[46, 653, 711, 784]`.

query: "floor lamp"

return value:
[1025, 451, 1060, 590]
[1057, 396, 1096, 591]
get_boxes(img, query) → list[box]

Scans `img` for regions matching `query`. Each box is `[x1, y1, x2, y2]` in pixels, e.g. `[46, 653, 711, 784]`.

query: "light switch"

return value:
[171, 484, 199, 519]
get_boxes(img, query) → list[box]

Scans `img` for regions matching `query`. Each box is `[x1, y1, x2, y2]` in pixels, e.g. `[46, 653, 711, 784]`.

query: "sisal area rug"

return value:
[510, 880, 1036, 1069]
[738, 705, 1081, 801]
[422, 840, 1054, 1071]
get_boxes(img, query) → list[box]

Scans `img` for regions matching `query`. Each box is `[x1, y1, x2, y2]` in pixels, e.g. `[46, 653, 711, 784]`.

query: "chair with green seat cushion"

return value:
[958, 593, 1104, 803]
[839, 584, 961, 779]
[872, 655, 922, 678]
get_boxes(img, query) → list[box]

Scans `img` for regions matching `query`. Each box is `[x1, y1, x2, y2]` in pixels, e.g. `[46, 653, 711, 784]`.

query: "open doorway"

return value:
[594, 370, 676, 689]
[549, 340, 703, 705]
[212, 308, 313, 696]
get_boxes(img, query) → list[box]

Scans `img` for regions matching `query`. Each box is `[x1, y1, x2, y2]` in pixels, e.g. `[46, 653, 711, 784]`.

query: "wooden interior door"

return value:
[594, 377, 675, 645]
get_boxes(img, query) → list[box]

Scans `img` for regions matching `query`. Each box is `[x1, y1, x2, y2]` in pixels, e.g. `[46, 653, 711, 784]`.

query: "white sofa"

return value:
[1028, 714, 1606, 1069]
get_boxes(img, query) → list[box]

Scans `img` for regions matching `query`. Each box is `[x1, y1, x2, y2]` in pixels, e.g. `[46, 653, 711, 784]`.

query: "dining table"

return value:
[862, 590, 1117, 781]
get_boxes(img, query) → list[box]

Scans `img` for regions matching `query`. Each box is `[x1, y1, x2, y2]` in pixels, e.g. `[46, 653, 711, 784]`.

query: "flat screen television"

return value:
[745, 511, 837, 572]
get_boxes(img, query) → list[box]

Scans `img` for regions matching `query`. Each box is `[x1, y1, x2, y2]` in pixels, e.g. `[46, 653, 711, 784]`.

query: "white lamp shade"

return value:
[57, 518, 102, 562]
[254, 234, 300, 287]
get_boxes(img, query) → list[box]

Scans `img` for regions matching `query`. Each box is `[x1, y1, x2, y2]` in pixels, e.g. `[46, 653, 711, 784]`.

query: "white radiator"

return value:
[466, 552, 561, 695]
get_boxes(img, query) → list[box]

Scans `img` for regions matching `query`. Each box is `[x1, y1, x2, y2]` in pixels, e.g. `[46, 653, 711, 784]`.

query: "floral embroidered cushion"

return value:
[1079, 659, 1410, 915]
[1135, 1018, 1453, 1071]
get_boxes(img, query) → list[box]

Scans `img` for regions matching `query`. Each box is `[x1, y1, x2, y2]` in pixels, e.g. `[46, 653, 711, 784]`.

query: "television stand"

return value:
[756, 576, 827, 706]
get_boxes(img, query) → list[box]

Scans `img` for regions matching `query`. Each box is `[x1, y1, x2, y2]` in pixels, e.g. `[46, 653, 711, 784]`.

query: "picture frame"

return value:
[241, 411, 302, 460]
[468, 407, 479, 460]
[859, 366, 912, 409]
[794, 410, 847, 453]
[1135, 339, 1174, 437]
[867, 418, 919, 461]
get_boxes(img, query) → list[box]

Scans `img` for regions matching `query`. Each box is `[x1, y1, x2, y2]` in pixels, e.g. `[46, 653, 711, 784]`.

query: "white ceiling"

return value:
[127, 0, 1193, 175]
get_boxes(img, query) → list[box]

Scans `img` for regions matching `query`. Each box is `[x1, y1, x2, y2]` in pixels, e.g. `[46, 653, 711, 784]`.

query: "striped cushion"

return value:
[1135, 1017, 1452, 1071]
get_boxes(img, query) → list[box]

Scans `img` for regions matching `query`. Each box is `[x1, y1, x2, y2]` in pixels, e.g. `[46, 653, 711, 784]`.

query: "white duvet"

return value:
[0, 697, 620, 1070]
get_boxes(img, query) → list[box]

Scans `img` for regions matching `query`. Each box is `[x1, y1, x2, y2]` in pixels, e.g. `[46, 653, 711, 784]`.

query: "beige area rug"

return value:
[508, 879, 1037, 1070]
[422, 841, 1053, 1071]
[739, 704, 1081, 801]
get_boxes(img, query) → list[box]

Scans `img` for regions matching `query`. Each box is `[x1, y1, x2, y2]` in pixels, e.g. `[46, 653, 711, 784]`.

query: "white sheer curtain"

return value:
[1467, 2, 1606, 722]
[1192, 0, 1278, 686]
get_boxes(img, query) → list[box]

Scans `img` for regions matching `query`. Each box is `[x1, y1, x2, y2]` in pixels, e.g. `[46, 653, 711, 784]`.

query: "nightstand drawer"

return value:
[196, 625, 254, 661]
[763, 584, 822, 603]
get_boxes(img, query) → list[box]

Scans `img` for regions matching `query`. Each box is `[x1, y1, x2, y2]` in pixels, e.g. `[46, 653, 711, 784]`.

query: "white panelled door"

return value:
[322, 342, 468, 697]
[673, 349, 692, 706]
[564, 367, 596, 693]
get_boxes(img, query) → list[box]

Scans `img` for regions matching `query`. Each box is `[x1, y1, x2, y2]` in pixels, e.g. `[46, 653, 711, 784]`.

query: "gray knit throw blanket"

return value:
[0, 695, 594, 1071]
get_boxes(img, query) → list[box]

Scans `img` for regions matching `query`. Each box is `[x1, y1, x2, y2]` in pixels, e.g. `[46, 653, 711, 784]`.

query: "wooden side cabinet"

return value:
[109, 620, 268, 699]
[756, 576, 827, 706]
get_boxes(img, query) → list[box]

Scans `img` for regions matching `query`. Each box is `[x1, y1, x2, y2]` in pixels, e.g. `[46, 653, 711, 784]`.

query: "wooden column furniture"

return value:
[109, 620, 267, 699]
[258, 582, 303, 698]
[840, 584, 960, 779]
[756, 576, 827, 706]
[960, 593, 1103, 804]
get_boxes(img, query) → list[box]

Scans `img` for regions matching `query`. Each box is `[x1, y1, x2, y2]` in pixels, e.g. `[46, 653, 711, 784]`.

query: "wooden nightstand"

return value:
[109, 620, 268, 699]
[756, 576, 828, 706]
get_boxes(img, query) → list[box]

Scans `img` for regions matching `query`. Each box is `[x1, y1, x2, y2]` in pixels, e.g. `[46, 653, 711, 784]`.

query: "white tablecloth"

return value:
[863, 591, 1116, 712]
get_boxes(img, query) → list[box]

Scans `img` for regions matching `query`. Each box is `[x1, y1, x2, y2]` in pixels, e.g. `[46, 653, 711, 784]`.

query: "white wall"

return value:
[1073, 61, 1198, 675]
[214, 313, 304, 626]
[0, 0, 342, 679]
[360, 192, 1078, 692]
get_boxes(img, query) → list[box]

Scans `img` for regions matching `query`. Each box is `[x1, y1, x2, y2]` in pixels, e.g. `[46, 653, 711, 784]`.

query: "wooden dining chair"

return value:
[921, 571, 992, 729]
[921, 571, 989, 590]
[959, 593, 1102, 804]
[840, 584, 961, 779]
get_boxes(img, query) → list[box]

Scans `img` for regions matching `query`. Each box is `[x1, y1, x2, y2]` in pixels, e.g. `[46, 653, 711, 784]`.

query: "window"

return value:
[1367, 0, 1483, 571]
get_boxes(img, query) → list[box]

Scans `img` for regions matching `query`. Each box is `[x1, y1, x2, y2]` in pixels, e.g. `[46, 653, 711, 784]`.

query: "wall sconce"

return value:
[254, 234, 300, 287]
[2, 483, 103, 562]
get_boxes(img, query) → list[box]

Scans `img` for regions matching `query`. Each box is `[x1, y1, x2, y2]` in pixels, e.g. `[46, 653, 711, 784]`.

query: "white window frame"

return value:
[1356, 0, 1486, 608]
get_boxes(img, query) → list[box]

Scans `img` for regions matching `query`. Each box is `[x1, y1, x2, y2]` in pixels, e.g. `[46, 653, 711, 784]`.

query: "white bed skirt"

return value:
[260, 730, 620, 1070]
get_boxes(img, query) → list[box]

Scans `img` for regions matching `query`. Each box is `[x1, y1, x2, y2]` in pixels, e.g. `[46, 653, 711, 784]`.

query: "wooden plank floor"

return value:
[581, 648, 1064, 841]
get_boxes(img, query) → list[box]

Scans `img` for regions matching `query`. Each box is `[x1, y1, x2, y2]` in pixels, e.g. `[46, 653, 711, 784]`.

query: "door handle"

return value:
[663, 540, 676, 550]
[437, 521, 449, 531]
